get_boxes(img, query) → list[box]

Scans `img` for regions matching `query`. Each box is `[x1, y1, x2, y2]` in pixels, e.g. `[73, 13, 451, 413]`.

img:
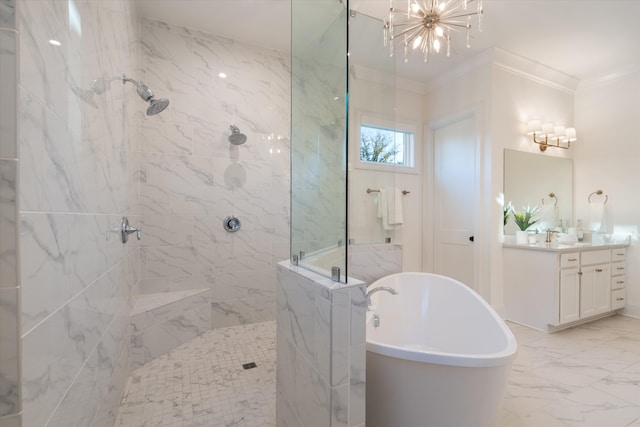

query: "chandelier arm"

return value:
[390, 7, 409, 15]
[404, 27, 428, 46]
[441, 11, 482, 19]
[393, 21, 426, 28]
[391, 23, 427, 40]
[440, 22, 473, 29]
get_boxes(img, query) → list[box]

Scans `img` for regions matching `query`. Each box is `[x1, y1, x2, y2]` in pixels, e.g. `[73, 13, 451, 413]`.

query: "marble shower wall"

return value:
[137, 18, 290, 328]
[276, 262, 366, 427]
[0, 0, 19, 425]
[17, 0, 140, 426]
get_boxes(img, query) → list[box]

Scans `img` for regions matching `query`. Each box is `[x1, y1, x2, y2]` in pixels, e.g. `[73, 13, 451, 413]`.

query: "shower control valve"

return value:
[223, 216, 241, 232]
[120, 216, 142, 243]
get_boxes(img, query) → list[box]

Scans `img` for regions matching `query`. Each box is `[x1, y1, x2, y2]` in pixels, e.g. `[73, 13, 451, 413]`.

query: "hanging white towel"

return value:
[376, 187, 404, 231]
[387, 187, 404, 225]
[588, 201, 607, 232]
[376, 189, 390, 230]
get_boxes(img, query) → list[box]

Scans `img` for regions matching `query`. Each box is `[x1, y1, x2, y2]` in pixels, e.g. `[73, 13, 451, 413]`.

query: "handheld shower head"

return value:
[229, 125, 247, 145]
[122, 74, 170, 116]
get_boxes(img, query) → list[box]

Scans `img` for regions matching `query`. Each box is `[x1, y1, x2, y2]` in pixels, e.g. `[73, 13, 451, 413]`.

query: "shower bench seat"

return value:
[129, 289, 211, 368]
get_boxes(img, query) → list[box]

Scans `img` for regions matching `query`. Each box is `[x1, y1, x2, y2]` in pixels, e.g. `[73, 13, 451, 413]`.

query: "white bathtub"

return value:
[366, 272, 517, 427]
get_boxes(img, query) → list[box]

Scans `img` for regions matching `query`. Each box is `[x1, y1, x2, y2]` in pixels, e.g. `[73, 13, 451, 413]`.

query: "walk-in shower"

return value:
[229, 125, 247, 145]
[122, 74, 170, 115]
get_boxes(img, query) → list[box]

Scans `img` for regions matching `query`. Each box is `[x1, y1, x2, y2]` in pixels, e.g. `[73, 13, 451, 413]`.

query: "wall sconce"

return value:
[527, 119, 577, 151]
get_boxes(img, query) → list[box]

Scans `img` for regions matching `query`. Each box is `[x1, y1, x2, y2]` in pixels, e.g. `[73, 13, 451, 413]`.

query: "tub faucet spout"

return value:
[366, 286, 398, 309]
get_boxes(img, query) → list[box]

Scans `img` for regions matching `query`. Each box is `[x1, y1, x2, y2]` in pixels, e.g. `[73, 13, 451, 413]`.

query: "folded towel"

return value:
[588, 201, 607, 232]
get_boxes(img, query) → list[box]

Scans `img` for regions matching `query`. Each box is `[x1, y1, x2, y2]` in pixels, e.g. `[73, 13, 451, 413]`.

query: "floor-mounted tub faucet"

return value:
[366, 286, 398, 309]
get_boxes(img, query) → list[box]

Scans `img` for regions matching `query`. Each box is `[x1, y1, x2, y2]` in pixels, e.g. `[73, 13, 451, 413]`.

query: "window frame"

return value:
[355, 112, 420, 175]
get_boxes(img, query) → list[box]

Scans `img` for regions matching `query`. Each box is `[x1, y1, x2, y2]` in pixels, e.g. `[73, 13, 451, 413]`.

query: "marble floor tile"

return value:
[116, 315, 640, 427]
[501, 316, 640, 427]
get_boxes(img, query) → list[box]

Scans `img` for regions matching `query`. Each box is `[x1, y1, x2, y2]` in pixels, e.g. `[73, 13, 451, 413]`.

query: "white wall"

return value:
[490, 64, 576, 312]
[421, 55, 494, 300]
[348, 70, 424, 272]
[422, 49, 578, 311]
[574, 72, 640, 317]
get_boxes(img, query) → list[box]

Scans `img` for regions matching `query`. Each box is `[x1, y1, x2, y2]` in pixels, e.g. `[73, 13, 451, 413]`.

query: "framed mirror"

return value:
[503, 149, 573, 233]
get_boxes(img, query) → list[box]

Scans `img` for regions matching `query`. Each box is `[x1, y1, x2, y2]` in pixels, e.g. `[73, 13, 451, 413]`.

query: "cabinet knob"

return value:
[617, 297, 625, 301]
[617, 267, 625, 271]
[568, 258, 578, 262]
[595, 268, 603, 272]
[617, 280, 625, 284]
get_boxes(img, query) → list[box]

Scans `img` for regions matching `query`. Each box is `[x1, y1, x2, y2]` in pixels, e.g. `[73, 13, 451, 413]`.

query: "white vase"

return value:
[516, 230, 529, 244]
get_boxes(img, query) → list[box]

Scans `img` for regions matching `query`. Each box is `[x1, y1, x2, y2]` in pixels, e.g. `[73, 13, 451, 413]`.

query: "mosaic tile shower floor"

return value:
[115, 321, 276, 427]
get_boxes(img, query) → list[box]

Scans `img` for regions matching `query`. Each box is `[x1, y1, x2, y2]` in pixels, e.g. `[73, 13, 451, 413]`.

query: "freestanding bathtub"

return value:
[366, 272, 517, 427]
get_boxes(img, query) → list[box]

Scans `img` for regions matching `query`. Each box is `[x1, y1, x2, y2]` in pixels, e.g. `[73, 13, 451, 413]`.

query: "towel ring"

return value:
[588, 190, 608, 205]
[541, 192, 558, 207]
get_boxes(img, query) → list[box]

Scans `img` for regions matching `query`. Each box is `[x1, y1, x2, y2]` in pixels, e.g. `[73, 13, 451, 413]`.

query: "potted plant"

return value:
[511, 205, 540, 244]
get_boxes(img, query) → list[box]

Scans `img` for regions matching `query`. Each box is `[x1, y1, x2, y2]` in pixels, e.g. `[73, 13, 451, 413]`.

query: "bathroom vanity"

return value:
[503, 238, 629, 332]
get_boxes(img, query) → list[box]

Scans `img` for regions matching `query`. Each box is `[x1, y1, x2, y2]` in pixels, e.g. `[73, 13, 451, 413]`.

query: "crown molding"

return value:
[491, 48, 580, 94]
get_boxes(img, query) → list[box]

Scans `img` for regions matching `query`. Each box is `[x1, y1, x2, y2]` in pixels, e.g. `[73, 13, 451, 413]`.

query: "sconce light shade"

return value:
[541, 122, 555, 137]
[527, 120, 577, 151]
[527, 120, 542, 136]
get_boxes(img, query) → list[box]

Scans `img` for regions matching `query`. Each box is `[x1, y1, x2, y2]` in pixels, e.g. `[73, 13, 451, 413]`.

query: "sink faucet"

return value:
[366, 286, 398, 309]
[546, 229, 558, 243]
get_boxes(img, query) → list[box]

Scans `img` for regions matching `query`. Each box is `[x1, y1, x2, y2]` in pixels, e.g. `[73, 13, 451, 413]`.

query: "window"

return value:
[356, 114, 418, 173]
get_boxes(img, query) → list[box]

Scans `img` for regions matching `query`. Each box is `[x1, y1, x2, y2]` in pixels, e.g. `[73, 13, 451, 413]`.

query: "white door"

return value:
[432, 115, 476, 288]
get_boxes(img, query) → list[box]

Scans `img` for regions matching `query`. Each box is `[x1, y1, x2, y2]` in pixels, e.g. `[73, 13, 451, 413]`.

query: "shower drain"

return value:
[242, 362, 257, 370]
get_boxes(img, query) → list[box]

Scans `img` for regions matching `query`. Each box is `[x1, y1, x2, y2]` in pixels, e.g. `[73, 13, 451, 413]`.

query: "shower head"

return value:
[229, 125, 247, 145]
[122, 74, 170, 116]
[147, 98, 170, 116]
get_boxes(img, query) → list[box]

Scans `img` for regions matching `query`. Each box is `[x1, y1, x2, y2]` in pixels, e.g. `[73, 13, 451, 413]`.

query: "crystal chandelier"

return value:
[383, 0, 484, 63]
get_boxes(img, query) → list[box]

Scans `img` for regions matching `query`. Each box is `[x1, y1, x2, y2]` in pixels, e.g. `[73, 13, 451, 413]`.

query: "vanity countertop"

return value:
[503, 236, 630, 252]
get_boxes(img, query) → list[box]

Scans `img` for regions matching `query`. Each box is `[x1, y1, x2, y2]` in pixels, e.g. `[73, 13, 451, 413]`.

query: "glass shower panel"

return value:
[291, 0, 348, 281]
[348, 10, 399, 245]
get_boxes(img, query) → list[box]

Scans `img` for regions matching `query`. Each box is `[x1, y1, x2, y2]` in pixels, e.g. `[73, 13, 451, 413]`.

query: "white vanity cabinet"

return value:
[504, 242, 628, 333]
[577, 250, 611, 319]
[559, 253, 580, 324]
[611, 248, 627, 310]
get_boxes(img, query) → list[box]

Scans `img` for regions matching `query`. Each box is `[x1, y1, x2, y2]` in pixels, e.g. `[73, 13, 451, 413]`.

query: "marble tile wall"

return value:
[306, 244, 403, 286]
[137, 18, 290, 329]
[17, 0, 140, 426]
[0, 0, 19, 424]
[276, 262, 366, 427]
[349, 243, 403, 285]
[129, 289, 210, 369]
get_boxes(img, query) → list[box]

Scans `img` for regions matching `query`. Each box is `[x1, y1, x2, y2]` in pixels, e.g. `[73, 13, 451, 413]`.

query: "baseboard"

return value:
[620, 303, 640, 319]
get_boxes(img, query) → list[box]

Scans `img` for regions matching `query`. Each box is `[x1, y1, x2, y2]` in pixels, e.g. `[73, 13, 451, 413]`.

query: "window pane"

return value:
[360, 124, 414, 167]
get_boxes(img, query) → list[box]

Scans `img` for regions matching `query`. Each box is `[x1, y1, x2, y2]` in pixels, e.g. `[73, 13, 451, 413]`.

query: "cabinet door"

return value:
[559, 267, 580, 324]
[580, 264, 611, 318]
